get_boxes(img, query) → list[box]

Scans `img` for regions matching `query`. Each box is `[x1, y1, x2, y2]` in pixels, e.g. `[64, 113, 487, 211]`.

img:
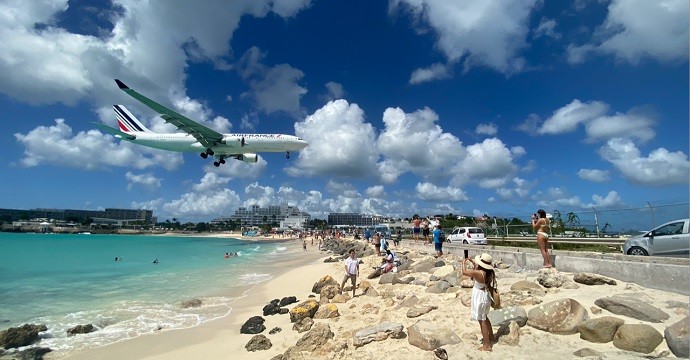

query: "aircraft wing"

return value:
[93, 122, 136, 140]
[114, 79, 223, 148]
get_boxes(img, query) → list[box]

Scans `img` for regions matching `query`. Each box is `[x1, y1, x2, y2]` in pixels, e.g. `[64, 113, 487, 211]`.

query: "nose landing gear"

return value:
[286, 151, 291, 159]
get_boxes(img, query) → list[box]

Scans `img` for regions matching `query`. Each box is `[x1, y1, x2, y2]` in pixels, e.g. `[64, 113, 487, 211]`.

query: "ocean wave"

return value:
[238, 273, 272, 286]
[30, 297, 234, 356]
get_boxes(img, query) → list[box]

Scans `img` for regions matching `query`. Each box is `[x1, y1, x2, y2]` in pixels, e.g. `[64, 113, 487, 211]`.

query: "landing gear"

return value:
[200, 152, 208, 159]
[200, 148, 215, 159]
[286, 151, 291, 159]
[213, 156, 226, 167]
[213, 161, 220, 167]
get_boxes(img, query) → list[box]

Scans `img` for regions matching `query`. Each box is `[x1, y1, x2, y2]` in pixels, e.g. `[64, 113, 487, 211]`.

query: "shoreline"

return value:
[52, 239, 331, 360]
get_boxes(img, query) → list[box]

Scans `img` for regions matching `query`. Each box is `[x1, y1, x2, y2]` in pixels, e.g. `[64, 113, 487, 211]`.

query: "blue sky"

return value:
[1, 0, 688, 225]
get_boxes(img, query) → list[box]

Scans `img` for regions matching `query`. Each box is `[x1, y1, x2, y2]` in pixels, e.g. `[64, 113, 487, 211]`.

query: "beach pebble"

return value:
[245, 334, 272, 352]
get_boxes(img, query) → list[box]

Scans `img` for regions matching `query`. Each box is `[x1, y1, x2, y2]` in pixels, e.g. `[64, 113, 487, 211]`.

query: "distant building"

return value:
[327, 212, 386, 226]
[213, 204, 310, 227]
[280, 214, 310, 230]
[0, 207, 155, 225]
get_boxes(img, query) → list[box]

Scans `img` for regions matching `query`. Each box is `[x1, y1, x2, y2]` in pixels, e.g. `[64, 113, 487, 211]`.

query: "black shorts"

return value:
[422, 228, 430, 236]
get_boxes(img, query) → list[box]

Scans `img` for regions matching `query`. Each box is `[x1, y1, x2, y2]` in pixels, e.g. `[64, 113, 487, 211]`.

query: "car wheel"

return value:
[627, 246, 649, 256]
[463, 240, 468, 244]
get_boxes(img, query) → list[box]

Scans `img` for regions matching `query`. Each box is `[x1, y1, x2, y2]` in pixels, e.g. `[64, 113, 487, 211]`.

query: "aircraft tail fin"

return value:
[113, 105, 153, 133]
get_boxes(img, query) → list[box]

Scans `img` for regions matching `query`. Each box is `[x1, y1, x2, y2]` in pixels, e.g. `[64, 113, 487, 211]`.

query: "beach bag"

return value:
[489, 277, 501, 309]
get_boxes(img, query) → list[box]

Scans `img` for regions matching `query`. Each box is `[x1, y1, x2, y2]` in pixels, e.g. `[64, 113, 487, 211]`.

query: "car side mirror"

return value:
[644, 232, 652, 237]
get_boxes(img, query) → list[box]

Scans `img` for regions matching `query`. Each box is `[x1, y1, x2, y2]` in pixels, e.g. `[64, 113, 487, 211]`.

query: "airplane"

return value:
[94, 79, 308, 167]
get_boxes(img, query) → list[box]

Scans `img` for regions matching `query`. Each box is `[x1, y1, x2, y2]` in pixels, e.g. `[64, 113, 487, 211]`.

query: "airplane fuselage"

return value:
[128, 132, 307, 155]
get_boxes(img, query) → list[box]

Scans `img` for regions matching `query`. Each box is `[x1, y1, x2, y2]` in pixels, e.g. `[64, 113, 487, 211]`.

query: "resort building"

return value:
[327, 212, 386, 226]
[212, 204, 310, 227]
[0, 207, 155, 225]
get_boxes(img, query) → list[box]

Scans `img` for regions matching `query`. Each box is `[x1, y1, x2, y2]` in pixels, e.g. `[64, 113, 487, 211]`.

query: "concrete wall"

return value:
[448, 244, 690, 295]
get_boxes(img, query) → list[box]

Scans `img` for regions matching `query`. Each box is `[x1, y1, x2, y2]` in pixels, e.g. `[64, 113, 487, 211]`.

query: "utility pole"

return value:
[592, 207, 600, 238]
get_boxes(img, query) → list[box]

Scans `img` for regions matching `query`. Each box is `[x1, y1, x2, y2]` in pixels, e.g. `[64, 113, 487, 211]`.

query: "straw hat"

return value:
[474, 253, 494, 270]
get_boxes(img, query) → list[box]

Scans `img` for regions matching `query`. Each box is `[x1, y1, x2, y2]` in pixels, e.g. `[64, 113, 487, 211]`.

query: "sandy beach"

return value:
[52, 236, 688, 360]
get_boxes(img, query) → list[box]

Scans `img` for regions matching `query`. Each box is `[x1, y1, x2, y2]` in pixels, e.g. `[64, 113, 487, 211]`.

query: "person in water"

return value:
[153, 258, 159, 264]
[224, 252, 230, 259]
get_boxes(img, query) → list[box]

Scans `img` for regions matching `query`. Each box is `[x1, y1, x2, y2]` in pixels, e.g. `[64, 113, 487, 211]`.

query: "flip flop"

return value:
[434, 348, 448, 360]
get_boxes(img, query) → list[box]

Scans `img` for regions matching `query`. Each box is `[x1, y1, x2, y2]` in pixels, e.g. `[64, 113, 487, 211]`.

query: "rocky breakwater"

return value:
[236, 238, 689, 359]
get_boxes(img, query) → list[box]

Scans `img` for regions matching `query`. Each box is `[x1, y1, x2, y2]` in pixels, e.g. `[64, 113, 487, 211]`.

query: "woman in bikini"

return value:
[532, 209, 553, 268]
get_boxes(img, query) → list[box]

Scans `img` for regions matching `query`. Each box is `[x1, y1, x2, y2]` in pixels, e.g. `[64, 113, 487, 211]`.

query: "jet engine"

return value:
[237, 153, 258, 163]
[222, 136, 245, 147]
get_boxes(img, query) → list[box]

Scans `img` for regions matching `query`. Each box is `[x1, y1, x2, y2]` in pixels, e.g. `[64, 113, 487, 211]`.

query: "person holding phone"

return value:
[531, 209, 553, 268]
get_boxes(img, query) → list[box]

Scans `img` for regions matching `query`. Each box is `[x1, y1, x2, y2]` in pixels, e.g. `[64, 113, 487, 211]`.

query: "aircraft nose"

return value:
[298, 139, 309, 149]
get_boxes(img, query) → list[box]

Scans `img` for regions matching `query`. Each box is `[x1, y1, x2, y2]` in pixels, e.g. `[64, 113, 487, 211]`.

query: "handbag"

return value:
[490, 288, 501, 309]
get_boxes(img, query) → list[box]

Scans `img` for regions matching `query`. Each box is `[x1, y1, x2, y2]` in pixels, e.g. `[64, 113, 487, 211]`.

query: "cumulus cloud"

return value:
[377, 106, 464, 183]
[567, 0, 688, 64]
[475, 123, 498, 136]
[237, 47, 307, 117]
[452, 138, 518, 189]
[162, 173, 241, 218]
[14, 118, 183, 170]
[391, 0, 539, 75]
[584, 108, 655, 143]
[125, 172, 162, 190]
[587, 191, 622, 207]
[538, 99, 609, 135]
[515, 113, 541, 135]
[409, 63, 452, 84]
[287, 100, 379, 177]
[534, 17, 561, 40]
[324, 81, 345, 100]
[599, 138, 689, 186]
[577, 169, 610, 182]
[365, 185, 385, 198]
[415, 182, 468, 202]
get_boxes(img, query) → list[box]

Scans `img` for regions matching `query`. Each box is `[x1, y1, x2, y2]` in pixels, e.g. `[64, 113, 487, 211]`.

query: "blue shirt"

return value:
[433, 228, 442, 243]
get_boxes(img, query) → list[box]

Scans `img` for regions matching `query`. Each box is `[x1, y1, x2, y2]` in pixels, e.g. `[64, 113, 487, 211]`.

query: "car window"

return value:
[459, 228, 466, 234]
[652, 222, 685, 236]
[468, 228, 483, 234]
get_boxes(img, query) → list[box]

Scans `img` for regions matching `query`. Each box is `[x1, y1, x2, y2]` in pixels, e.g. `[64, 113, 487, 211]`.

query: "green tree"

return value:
[262, 215, 268, 224]
[196, 222, 208, 232]
[551, 210, 564, 234]
[566, 212, 580, 228]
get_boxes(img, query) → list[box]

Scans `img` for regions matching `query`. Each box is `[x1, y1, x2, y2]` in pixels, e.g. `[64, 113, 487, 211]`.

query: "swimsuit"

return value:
[537, 231, 549, 239]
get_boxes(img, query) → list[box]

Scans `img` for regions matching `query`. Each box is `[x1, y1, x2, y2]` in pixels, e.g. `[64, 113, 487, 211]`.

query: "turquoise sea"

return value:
[0, 232, 305, 354]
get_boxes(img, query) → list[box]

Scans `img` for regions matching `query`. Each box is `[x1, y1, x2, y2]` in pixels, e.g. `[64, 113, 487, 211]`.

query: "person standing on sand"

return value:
[532, 209, 553, 268]
[302, 240, 307, 251]
[462, 253, 496, 352]
[373, 232, 382, 256]
[432, 224, 443, 257]
[411, 216, 421, 243]
[422, 219, 430, 244]
[340, 249, 360, 297]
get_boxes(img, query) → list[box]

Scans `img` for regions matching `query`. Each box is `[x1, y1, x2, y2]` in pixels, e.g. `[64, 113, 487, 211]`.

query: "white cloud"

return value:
[409, 63, 452, 84]
[584, 109, 655, 143]
[391, 0, 539, 74]
[324, 81, 345, 100]
[14, 118, 183, 170]
[534, 17, 561, 40]
[599, 138, 689, 186]
[515, 113, 541, 135]
[567, 0, 688, 64]
[377, 106, 464, 183]
[162, 173, 241, 218]
[586, 191, 622, 207]
[475, 123, 498, 136]
[238, 47, 307, 116]
[538, 99, 609, 135]
[452, 138, 518, 188]
[287, 100, 379, 177]
[125, 172, 162, 190]
[577, 169, 610, 182]
[415, 182, 468, 202]
[365, 185, 385, 198]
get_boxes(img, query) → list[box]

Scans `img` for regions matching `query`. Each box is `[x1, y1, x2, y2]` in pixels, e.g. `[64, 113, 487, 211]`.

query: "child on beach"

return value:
[461, 253, 496, 352]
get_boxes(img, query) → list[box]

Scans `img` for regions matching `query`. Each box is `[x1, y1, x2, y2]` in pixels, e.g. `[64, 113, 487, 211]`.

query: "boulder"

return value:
[664, 316, 689, 358]
[319, 284, 341, 301]
[311, 275, 338, 294]
[393, 276, 415, 285]
[407, 319, 461, 351]
[180, 298, 202, 308]
[240, 316, 265, 334]
[430, 265, 455, 280]
[330, 293, 351, 303]
[488, 306, 528, 327]
[279, 296, 298, 307]
[409, 259, 436, 273]
[537, 271, 567, 288]
[269, 327, 282, 335]
[612, 324, 663, 354]
[510, 280, 546, 296]
[406, 305, 437, 318]
[292, 318, 313, 333]
[313, 303, 340, 319]
[594, 296, 669, 323]
[289, 299, 320, 323]
[527, 298, 589, 335]
[577, 316, 624, 343]
[293, 323, 334, 352]
[425, 281, 451, 294]
[245, 334, 272, 352]
[0, 324, 47, 349]
[353, 322, 405, 348]
[5, 346, 52, 360]
[498, 321, 520, 346]
[573, 272, 617, 286]
[378, 273, 398, 284]
[67, 324, 96, 336]
[263, 299, 283, 316]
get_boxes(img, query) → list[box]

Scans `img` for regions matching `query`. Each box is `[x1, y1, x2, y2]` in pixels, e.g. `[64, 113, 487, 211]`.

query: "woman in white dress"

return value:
[462, 253, 496, 351]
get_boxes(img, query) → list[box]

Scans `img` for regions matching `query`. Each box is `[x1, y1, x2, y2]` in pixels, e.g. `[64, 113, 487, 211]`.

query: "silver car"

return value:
[622, 219, 690, 256]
